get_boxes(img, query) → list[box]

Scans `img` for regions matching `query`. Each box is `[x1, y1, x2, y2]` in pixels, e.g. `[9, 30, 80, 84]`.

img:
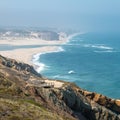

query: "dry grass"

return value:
[0, 98, 65, 120]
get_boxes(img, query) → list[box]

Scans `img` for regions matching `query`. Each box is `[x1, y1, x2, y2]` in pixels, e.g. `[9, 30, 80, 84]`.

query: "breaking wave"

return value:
[94, 50, 116, 53]
[32, 47, 64, 73]
[83, 44, 113, 50]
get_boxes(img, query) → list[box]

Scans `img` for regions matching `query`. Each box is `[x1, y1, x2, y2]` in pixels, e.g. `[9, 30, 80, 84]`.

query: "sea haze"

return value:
[37, 32, 120, 99]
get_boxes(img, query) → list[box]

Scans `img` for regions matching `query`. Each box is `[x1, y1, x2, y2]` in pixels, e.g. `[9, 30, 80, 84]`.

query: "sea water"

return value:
[35, 32, 120, 99]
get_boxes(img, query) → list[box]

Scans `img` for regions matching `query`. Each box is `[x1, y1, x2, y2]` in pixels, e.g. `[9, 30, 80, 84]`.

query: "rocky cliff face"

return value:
[0, 55, 120, 120]
[0, 55, 41, 77]
[61, 85, 120, 120]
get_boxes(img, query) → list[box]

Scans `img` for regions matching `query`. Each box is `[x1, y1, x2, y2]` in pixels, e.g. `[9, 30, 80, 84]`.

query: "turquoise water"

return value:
[38, 32, 120, 99]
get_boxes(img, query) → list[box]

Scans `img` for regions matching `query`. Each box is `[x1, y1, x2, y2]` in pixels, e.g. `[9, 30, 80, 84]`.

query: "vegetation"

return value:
[0, 98, 64, 120]
[0, 56, 76, 120]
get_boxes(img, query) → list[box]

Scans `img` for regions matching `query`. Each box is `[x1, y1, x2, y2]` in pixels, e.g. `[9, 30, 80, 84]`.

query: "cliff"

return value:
[0, 30, 60, 41]
[0, 55, 120, 120]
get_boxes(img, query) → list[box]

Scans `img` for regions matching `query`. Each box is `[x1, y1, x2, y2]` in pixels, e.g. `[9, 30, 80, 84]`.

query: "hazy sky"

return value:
[0, 0, 120, 31]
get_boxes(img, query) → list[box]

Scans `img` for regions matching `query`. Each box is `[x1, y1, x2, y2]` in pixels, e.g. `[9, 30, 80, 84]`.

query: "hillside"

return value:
[0, 55, 120, 120]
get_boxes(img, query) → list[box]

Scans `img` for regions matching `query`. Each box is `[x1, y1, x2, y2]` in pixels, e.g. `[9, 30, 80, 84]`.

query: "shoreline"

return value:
[0, 46, 62, 65]
[30, 32, 83, 72]
[0, 32, 81, 91]
[0, 32, 82, 72]
[31, 46, 64, 73]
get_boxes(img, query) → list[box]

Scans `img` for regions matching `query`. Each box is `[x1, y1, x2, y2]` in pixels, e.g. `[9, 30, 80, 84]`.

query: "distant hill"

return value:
[0, 29, 60, 40]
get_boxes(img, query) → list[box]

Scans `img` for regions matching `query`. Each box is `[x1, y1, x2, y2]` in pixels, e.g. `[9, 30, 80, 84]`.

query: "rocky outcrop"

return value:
[0, 55, 41, 77]
[25, 84, 120, 120]
[53, 85, 120, 120]
[78, 89, 120, 114]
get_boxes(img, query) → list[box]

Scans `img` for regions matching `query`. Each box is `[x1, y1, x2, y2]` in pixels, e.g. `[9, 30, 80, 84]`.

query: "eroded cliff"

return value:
[0, 55, 120, 120]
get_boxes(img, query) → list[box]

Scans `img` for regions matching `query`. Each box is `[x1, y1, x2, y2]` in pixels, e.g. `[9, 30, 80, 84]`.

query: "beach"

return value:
[0, 32, 80, 65]
[0, 38, 67, 46]
[0, 37, 68, 65]
[0, 46, 62, 65]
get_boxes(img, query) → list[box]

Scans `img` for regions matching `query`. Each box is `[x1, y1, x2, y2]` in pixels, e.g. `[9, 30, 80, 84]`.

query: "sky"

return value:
[0, 0, 120, 32]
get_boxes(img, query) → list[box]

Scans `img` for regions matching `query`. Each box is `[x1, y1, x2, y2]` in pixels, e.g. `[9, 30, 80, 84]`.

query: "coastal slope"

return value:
[0, 55, 120, 120]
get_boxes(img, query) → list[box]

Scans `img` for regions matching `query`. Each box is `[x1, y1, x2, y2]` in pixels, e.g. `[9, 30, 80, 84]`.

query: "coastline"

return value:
[0, 46, 62, 65]
[1, 32, 120, 99]
[0, 32, 80, 72]
[0, 54, 120, 120]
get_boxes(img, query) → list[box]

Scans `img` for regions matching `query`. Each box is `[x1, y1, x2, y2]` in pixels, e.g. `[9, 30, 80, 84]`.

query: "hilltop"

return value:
[0, 55, 120, 120]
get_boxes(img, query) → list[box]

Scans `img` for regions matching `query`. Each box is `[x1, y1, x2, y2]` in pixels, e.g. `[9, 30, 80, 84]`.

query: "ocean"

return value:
[34, 32, 120, 99]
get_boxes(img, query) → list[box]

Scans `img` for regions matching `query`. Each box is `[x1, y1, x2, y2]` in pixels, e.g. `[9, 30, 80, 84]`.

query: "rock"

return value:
[0, 55, 42, 77]
[60, 86, 91, 112]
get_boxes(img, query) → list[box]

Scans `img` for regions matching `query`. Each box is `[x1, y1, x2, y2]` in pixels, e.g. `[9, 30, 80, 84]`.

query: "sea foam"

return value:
[84, 44, 113, 50]
[32, 47, 64, 73]
[94, 50, 116, 53]
[32, 32, 82, 73]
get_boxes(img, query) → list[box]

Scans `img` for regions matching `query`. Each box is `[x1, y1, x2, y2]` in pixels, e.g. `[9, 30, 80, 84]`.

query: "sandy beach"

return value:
[0, 39, 68, 64]
[0, 38, 67, 46]
[0, 32, 82, 66]
[0, 38, 67, 88]
[0, 46, 62, 65]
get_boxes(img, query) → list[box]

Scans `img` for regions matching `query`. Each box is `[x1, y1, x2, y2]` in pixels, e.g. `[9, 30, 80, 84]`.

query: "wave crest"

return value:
[84, 44, 113, 50]
[94, 50, 116, 53]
